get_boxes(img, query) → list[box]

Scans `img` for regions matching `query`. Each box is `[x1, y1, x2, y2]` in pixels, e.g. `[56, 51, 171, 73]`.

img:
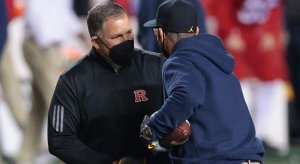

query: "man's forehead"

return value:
[102, 15, 131, 36]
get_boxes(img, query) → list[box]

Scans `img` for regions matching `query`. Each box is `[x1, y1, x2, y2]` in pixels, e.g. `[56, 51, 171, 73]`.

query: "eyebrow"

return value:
[111, 29, 132, 39]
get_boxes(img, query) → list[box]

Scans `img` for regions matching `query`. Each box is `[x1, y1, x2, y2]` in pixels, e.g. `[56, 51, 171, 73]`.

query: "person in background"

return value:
[140, 0, 264, 163]
[0, 0, 27, 132]
[48, 2, 170, 163]
[137, 0, 164, 52]
[285, 0, 300, 143]
[0, 1, 27, 162]
[203, 0, 289, 155]
[137, 0, 207, 52]
[0, 1, 8, 162]
[73, 0, 90, 17]
[17, 0, 83, 163]
[0, 0, 8, 58]
[113, 0, 134, 16]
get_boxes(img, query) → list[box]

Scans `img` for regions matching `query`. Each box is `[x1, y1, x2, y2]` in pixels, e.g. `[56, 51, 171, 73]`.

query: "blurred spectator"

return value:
[17, 0, 83, 163]
[137, 0, 207, 52]
[0, 0, 8, 57]
[0, 1, 8, 163]
[73, 0, 90, 17]
[0, 0, 27, 132]
[64, 0, 92, 65]
[1, 0, 27, 163]
[114, 0, 134, 16]
[137, 0, 164, 52]
[203, 0, 289, 155]
[285, 0, 300, 142]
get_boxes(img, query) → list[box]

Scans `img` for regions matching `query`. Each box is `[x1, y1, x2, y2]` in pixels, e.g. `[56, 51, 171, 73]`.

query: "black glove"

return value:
[140, 115, 153, 141]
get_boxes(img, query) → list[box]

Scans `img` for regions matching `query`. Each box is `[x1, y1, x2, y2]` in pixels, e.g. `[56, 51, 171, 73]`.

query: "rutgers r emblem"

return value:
[134, 89, 149, 103]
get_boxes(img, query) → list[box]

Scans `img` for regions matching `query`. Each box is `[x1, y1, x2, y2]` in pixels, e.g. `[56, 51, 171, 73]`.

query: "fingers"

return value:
[140, 115, 153, 141]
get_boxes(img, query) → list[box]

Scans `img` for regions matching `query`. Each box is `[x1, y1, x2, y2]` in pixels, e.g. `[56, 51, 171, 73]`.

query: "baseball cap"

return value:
[144, 0, 197, 33]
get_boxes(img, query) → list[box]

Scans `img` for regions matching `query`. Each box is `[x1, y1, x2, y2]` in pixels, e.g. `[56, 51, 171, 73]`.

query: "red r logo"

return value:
[134, 89, 149, 103]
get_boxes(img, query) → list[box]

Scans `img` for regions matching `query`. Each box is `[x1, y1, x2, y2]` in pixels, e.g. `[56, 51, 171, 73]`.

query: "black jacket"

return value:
[48, 48, 170, 163]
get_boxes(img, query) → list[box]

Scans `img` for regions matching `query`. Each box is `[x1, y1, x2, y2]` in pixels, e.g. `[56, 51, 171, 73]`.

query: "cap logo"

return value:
[188, 26, 194, 33]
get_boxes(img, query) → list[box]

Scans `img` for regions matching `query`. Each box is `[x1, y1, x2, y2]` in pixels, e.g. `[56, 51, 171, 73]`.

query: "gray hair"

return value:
[87, 2, 127, 37]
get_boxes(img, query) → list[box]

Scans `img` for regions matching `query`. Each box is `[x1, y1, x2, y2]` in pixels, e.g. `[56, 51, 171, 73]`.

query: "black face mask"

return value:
[100, 39, 134, 66]
[109, 40, 134, 65]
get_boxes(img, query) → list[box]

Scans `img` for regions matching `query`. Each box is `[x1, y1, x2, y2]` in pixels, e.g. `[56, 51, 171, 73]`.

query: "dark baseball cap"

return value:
[144, 0, 197, 33]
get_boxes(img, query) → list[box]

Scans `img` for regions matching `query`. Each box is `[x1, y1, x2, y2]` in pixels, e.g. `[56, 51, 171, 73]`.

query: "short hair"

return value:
[87, 2, 127, 37]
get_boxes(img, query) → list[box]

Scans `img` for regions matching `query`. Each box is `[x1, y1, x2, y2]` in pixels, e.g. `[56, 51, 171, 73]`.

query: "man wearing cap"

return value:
[140, 0, 264, 163]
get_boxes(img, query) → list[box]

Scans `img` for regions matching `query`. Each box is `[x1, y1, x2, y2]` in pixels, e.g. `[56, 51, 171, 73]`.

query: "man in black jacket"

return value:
[47, 2, 170, 164]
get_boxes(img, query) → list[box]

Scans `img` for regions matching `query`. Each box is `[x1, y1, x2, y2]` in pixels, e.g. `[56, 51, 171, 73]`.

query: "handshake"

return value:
[140, 112, 191, 149]
[140, 114, 167, 152]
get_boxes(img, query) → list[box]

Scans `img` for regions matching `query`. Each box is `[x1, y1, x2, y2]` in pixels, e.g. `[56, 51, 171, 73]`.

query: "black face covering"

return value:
[109, 40, 134, 65]
[99, 39, 134, 66]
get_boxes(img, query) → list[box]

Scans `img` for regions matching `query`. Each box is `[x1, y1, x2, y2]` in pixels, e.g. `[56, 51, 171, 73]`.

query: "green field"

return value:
[264, 146, 300, 164]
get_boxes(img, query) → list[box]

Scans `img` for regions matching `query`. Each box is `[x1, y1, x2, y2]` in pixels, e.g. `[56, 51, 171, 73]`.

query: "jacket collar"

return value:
[90, 47, 122, 73]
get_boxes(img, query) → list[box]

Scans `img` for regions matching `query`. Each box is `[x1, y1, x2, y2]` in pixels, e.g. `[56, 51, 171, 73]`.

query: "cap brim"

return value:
[143, 19, 158, 28]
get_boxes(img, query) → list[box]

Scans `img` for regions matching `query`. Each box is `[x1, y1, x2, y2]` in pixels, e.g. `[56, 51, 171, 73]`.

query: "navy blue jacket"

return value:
[148, 34, 264, 164]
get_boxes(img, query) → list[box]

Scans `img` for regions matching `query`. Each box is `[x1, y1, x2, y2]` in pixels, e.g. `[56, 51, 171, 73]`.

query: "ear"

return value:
[157, 28, 165, 43]
[91, 36, 100, 49]
[196, 26, 200, 35]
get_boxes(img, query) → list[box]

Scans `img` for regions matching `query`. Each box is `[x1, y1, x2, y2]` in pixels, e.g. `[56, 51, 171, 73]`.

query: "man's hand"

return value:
[140, 115, 153, 141]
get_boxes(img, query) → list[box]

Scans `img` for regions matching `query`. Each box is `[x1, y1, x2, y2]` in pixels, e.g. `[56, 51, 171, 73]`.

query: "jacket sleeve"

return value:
[48, 75, 112, 164]
[148, 57, 206, 140]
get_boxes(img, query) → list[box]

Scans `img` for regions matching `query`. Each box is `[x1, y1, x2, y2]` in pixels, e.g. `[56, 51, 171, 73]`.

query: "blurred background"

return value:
[0, 0, 299, 163]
